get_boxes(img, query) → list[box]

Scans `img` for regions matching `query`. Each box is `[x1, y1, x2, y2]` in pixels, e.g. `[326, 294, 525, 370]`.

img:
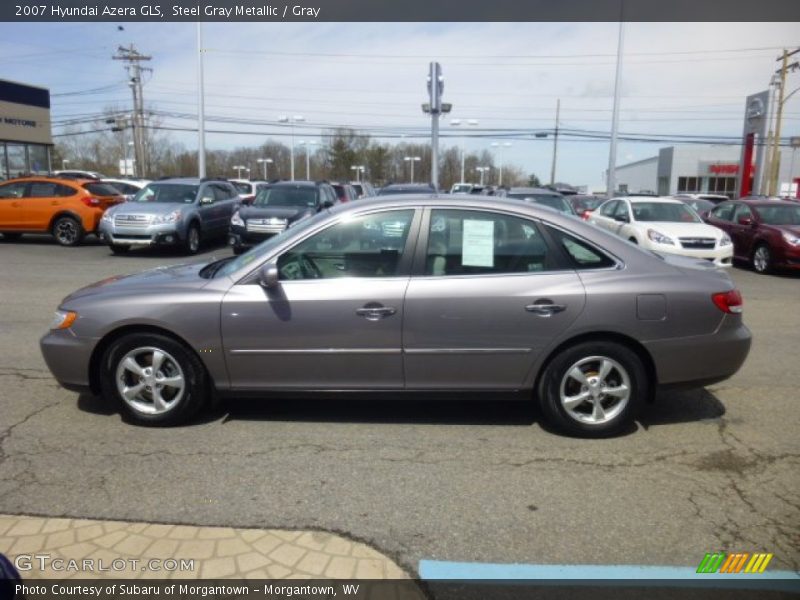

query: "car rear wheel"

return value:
[752, 243, 772, 274]
[538, 341, 647, 438]
[184, 224, 201, 255]
[100, 333, 207, 426]
[52, 216, 84, 246]
[110, 244, 130, 255]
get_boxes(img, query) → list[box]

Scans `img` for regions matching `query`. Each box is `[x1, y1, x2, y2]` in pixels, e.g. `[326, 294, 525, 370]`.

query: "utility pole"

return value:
[113, 44, 151, 178]
[606, 22, 625, 197]
[768, 48, 800, 196]
[197, 23, 206, 178]
[422, 62, 452, 190]
[550, 98, 560, 186]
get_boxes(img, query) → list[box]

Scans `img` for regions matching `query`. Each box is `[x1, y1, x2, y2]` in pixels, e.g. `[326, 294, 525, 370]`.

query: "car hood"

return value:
[61, 262, 210, 305]
[107, 202, 192, 216]
[637, 222, 724, 239]
[240, 206, 310, 220]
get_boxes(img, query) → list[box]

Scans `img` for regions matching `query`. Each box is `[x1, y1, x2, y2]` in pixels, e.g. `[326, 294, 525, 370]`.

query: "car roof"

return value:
[5, 175, 91, 187]
[506, 187, 561, 195]
[270, 180, 319, 188]
[622, 196, 682, 204]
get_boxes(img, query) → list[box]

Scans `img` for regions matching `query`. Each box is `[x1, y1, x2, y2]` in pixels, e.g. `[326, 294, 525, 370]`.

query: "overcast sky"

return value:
[2, 21, 799, 187]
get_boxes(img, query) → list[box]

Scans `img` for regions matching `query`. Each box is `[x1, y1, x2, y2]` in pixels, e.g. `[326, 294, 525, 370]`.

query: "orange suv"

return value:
[0, 176, 124, 246]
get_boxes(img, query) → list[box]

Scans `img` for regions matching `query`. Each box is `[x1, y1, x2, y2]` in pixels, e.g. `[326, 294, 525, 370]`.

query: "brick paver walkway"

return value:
[0, 514, 409, 580]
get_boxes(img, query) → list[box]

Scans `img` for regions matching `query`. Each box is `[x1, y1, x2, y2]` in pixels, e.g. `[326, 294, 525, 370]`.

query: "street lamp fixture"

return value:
[403, 156, 421, 183]
[490, 142, 512, 186]
[278, 115, 305, 180]
[350, 164, 366, 183]
[232, 165, 247, 179]
[61, 159, 70, 171]
[475, 165, 491, 186]
[450, 118, 479, 184]
[256, 157, 273, 180]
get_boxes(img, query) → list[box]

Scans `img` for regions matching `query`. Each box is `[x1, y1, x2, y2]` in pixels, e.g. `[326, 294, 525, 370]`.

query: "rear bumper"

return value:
[40, 329, 98, 392]
[644, 320, 751, 387]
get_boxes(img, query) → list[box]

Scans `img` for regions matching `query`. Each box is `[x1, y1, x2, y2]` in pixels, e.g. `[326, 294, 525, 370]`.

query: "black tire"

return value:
[537, 341, 647, 438]
[110, 244, 130, 255]
[1, 233, 22, 242]
[100, 333, 208, 426]
[752, 243, 772, 274]
[232, 246, 246, 256]
[184, 223, 201, 255]
[628, 237, 638, 245]
[52, 216, 84, 246]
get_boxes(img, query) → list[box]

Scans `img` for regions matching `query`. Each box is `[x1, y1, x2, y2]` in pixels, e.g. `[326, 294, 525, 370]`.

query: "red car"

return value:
[704, 198, 800, 274]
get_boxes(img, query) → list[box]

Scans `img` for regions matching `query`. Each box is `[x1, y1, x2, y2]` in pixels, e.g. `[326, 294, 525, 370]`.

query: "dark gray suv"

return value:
[98, 178, 241, 255]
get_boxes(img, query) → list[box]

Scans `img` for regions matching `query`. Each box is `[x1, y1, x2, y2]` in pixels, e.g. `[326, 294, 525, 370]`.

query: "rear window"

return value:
[82, 182, 122, 196]
[232, 182, 253, 194]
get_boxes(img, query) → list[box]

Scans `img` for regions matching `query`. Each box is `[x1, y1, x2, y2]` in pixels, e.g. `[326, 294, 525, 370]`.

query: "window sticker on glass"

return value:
[462, 219, 494, 267]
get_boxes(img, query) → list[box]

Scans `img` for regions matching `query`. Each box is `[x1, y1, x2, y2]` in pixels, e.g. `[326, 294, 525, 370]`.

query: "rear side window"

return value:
[546, 226, 616, 270]
[82, 183, 121, 196]
[0, 182, 27, 198]
[28, 182, 59, 197]
[425, 209, 552, 276]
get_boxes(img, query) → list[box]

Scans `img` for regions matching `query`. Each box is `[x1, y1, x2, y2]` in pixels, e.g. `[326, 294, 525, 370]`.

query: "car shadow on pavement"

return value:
[638, 387, 726, 429]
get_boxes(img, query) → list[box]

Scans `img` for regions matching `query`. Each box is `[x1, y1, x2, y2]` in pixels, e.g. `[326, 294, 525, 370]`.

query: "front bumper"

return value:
[40, 329, 99, 393]
[643, 240, 734, 268]
[98, 220, 184, 246]
[773, 243, 800, 270]
[228, 226, 280, 249]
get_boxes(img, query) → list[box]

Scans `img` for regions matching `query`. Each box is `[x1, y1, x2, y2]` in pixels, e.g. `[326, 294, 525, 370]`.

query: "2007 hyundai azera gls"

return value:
[40, 195, 751, 437]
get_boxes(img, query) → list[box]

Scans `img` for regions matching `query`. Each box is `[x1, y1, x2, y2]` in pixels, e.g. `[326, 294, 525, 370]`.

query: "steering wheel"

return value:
[299, 254, 322, 279]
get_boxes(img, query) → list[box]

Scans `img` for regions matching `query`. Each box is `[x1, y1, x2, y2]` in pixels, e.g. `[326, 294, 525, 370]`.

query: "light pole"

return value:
[61, 159, 69, 171]
[126, 141, 135, 176]
[256, 157, 273, 180]
[232, 165, 247, 179]
[475, 166, 490, 186]
[491, 142, 512, 186]
[278, 115, 305, 180]
[299, 140, 318, 180]
[404, 156, 421, 183]
[450, 118, 479, 183]
[350, 165, 365, 182]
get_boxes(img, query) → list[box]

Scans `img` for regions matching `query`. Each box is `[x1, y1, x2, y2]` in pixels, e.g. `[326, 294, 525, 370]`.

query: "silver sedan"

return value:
[40, 196, 751, 437]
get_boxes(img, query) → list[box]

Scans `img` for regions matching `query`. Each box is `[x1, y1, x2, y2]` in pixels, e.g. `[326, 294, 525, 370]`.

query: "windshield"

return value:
[508, 193, 572, 215]
[755, 204, 800, 225]
[631, 201, 701, 223]
[134, 183, 198, 204]
[451, 184, 472, 193]
[216, 209, 331, 278]
[571, 197, 604, 211]
[254, 186, 318, 208]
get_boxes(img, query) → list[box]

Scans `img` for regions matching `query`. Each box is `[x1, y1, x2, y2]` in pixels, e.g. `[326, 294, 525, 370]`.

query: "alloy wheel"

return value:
[559, 356, 631, 425]
[115, 346, 186, 415]
[753, 246, 770, 273]
[55, 219, 79, 245]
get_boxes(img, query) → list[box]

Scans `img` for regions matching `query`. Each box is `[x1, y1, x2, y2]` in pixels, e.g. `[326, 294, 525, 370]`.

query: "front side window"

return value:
[277, 210, 415, 280]
[733, 204, 753, 223]
[598, 200, 618, 217]
[711, 202, 735, 222]
[613, 201, 630, 220]
[425, 209, 551, 276]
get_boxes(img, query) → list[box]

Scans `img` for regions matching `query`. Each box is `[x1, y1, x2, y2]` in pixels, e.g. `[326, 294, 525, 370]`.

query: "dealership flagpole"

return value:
[606, 22, 625, 197]
[197, 22, 207, 178]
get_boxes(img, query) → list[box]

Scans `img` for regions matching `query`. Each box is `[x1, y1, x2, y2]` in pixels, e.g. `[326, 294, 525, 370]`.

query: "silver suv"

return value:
[98, 178, 240, 255]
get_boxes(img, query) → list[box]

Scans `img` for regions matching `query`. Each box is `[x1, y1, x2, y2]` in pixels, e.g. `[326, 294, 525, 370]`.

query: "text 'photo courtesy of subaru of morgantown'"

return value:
[40, 195, 751, 438]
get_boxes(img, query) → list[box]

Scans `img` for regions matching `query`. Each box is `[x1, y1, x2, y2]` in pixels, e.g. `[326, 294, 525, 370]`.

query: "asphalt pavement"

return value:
[0, 234, 798, 578]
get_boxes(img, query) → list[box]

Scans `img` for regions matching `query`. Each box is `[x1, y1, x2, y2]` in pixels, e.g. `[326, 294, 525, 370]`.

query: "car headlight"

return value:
[153, 210, 181, 224]
[647, 229, 674, 245]
[719, 233, 732, 246]
[780, 231, 800, 246]
[231, 211, 245, 227]
[50, 310, 77, 330]
[101, 211, 114, 222]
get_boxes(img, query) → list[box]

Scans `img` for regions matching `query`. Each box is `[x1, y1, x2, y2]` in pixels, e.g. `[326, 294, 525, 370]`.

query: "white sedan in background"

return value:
[589, 196, 733, 267]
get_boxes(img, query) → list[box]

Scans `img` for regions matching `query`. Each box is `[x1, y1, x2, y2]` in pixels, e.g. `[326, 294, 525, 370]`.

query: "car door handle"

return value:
[356, 305, 397, 321]
[525, 302, 566, 316]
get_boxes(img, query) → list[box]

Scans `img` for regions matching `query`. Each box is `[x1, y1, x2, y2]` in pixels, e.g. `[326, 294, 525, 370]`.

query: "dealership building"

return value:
[0, 79, 52, 180]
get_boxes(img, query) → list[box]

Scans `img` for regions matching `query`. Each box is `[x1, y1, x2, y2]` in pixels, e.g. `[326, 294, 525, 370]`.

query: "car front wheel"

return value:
[100, 333, 207, 426]
[538, 341, 647, 438]
[752, 243, 772, 274]
[184, 224, 201, 255]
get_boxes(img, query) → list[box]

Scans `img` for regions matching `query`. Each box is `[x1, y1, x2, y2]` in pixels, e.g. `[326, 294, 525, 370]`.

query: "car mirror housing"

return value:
[738, 216, 752, 226]
[259, 262, 280, 289]
[321, 199, 334, 209]
[200, 196, 214, 205]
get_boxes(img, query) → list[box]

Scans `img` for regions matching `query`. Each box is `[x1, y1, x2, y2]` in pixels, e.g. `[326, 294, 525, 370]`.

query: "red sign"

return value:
[709, 164, 739, 174]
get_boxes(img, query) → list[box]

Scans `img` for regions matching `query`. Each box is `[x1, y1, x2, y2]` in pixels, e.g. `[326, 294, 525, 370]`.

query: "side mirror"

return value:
[614, 214, 629, 223]
[259, 262, 279, 289]
[737, 216, 752, 226]
[321, 199, 334, 209]
[200, 195, 214, 205]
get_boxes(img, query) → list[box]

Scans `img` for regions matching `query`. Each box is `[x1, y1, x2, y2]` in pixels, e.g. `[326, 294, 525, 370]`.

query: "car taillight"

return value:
[81, 197, 100, 207]
[581, 210, 590, 220]
[712, 289, 743, 314]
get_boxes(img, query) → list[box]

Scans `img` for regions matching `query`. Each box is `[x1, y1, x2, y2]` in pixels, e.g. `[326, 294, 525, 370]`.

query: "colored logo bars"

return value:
[697, 552, 774, 574]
